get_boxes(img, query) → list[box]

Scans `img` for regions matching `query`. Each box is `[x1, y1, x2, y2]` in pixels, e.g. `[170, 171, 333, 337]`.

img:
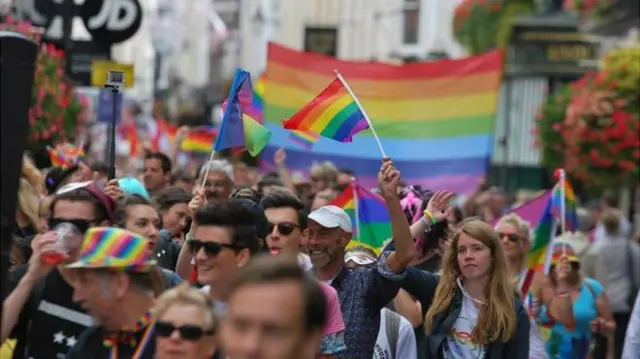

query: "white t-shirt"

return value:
[444, 295, 486, 359]
[199, 285, 228, 316]
[373, 308, 417, 359]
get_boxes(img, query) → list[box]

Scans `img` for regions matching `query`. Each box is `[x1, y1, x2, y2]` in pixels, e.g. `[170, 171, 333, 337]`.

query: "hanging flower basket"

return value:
[534, 46, 640, 190]
[0, 16, 88, 153]
[563, 0, 615, 23]
[453, 0, 535, 55]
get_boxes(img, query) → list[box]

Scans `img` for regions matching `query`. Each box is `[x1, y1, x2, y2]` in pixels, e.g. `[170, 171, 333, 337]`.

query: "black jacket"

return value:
[154, 230, 181, 271]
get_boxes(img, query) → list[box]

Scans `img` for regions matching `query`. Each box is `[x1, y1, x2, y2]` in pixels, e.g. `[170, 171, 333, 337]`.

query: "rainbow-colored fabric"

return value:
[67, 227, 156, 272]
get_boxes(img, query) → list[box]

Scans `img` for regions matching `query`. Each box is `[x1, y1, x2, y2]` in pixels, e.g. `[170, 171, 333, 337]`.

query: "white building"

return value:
[239, 0, 466, 73]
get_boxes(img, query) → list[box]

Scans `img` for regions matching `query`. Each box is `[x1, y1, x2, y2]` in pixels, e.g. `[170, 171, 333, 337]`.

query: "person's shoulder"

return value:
[65, 326, 104, 358]
[584, 277, 604, 295]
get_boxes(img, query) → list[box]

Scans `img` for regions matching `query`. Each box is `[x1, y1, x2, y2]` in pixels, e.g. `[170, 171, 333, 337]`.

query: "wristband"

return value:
[423, 210, 437, 225]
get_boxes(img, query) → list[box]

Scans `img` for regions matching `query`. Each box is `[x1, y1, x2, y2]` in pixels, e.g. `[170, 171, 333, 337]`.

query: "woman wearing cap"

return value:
[536, 242, 615, 359]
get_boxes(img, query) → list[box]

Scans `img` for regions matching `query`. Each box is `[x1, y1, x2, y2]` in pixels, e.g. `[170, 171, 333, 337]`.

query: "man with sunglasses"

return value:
[261, 190, 347, 358]
[189, 201, 261, 316]
[1, 184, 114, 359]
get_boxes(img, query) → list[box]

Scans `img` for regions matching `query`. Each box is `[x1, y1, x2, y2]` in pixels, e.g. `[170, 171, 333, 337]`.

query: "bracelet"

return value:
[423, 210, 437, 225]
[556, 289, 571, 296]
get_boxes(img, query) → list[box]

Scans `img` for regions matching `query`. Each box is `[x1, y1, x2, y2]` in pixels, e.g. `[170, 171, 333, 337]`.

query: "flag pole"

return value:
[200, 150, 217, 189]
[333, 70, 387, 158]
[559, 169, 567, 234]
[351, 178, 361, 240]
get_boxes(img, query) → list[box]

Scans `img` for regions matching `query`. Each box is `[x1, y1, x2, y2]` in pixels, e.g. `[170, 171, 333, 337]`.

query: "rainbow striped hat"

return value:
[66, 227, 156, 273]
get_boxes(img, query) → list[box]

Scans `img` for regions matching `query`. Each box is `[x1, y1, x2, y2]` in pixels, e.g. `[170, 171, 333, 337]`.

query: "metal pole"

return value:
[107, 89, 118, 180]
[61, 0, 74, 76]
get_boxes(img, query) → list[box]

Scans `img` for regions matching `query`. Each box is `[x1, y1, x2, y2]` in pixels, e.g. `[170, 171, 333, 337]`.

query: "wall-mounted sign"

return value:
[80, 0, 143, 45]
[304, 27, 338, 57]
[507, 18, 599, 76]
[91, 60, 135, 88]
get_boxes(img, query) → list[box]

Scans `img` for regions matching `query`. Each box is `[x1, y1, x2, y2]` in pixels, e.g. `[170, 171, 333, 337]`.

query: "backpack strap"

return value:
[384, 309, 401, 359]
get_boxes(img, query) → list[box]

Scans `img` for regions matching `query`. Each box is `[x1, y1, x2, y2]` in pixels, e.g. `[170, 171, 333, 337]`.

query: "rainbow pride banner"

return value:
[261, 43, 503, 193]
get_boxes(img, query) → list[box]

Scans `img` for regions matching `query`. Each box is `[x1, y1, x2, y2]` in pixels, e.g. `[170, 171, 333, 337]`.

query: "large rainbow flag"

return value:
[261, 43, 503, 193]
[331, 183, 393, 253]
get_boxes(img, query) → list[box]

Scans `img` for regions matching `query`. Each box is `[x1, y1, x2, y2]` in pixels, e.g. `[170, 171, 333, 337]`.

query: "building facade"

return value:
[239, 0, 466, 73]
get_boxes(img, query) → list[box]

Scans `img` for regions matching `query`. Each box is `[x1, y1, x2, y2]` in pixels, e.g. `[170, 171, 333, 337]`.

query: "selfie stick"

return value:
[104, 71, 124, 180]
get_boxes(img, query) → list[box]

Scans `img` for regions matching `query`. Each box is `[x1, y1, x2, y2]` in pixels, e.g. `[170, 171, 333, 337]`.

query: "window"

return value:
[402, 0, 420, 45]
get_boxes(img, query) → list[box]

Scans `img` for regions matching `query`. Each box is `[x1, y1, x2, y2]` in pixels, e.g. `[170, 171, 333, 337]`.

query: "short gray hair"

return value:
[199, 159, 234, 181]
[576, 207, 595, 233]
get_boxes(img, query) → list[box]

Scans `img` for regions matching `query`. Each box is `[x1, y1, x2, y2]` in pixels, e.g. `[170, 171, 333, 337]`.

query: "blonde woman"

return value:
[153, 283, 218, 359]
[15, 178, 41, 237]
[21, 154, 43, 195]
[423, 218, 530, 359]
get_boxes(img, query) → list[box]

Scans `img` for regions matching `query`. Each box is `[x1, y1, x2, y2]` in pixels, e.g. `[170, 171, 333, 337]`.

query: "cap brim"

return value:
[66, 260, 157, 272]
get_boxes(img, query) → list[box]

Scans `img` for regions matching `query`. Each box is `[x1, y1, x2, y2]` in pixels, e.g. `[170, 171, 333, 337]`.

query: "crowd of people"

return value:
[2, 146, 639, 359]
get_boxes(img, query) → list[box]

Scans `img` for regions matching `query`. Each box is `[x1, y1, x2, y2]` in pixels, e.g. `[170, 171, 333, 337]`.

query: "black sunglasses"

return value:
[155, 321, 214, 341]
[48, 217, 94, 234]
[188, 239, 244, 256]
[497, 232, 520, 242]
[267, 222, 300, 236]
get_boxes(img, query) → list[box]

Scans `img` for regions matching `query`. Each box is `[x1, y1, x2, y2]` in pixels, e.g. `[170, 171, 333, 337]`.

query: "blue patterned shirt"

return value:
[329, 252, 406, 359]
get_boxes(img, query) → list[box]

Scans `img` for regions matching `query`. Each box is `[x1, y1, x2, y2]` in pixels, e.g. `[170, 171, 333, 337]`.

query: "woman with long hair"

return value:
[422, 218, 530, 358]
[15, 178, 41, 237]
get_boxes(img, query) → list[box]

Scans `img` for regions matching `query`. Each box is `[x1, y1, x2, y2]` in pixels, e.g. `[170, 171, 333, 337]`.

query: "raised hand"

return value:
[425, 190, 454, 223]
[378, 158, 401, 198]
[274, 147, 287, 167]
[188, 187, 207, 219]
[103, 179, 124, 201]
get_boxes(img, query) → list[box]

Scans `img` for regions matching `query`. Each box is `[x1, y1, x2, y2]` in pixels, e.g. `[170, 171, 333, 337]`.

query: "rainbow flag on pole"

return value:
[180, 127, 218, 154]
[331, 183, 392, 254]
[520, 179, 578, 294]
[261, 43, 503, 193]
[283, 77, 369, 142]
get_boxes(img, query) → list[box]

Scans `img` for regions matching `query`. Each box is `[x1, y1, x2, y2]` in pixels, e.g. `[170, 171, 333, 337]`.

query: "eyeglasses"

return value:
[497, 232, 520, 242]
[267, 222, 299, 236]
[48, 217, 95, 234]
[155, 321, 214, 341]
[187, 239, 244, 256]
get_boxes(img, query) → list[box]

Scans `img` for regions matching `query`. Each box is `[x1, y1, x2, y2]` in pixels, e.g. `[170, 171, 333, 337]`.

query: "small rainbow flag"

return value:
[331, 183, 392, 254]
[180, 127, 218, 154]
[49, 144, 85, 168]
[520, 178, 578, 294]
[288, 130, 319, 149]
[282, 78, 369, 143]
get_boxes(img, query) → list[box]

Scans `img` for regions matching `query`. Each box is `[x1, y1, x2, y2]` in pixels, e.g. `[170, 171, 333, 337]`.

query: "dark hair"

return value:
[113, 195, 158, 228]
[333, 183, 349, 193]
[261, 191, 308, 230]
[12, 235, 33, 263]
[90, 161, 109, 174]
[144, 152, 172, 174]
[337, 168, 354, 176]
[194, 201, 260, 254]
[230, 187, 262, 203]
[155, 186, 192, 212]
[228, 254, 327, 334]
[257, 177, 284, 193]
[171, 169, 194, 185]
[50, 188, 110, 224]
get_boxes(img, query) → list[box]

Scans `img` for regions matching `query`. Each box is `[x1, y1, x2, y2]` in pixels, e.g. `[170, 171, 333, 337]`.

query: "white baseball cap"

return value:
[308, 205, 352, 233]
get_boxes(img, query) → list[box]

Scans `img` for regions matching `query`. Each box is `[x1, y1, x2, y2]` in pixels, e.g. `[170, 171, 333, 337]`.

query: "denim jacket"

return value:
[400, 267, 530, 359]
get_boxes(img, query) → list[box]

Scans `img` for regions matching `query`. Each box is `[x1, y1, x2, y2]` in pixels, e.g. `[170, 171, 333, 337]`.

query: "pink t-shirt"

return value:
[319, 282, 345, 335]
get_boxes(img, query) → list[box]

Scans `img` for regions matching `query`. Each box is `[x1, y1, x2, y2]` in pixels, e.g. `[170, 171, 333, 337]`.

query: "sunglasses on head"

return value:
[48, 217, 94, 234]
[497, 232, 520, 242]
[155, 321, 214, 341]
[267, 222, 299, 236]
[187, 239, 244, 256]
